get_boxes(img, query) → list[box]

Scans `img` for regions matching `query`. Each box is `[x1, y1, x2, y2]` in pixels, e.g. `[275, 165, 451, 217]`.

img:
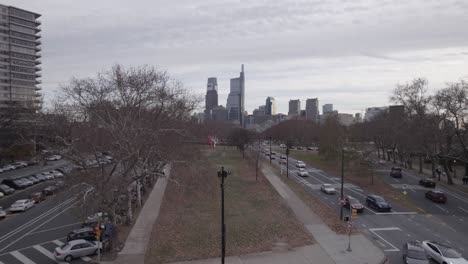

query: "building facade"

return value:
[204, 77, 218, 118]
[265, 96, 276, 115]
[226, 65, 245, 126]
[364, 107, 387, 121]
[0, 5, 41, 110]
[288, 99, 301, 116]
[211, 105, 228, 122]
[322, 104, 333, 114]
[305, 98, 319, 123]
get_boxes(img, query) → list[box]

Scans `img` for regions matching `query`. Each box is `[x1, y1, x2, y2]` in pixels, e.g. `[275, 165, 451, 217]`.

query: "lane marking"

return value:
[368, 228, 400, 252]
[33, 245, 67, 264]
[28, 222, 81, 236]
[435, 204, 449, 213]
[82, 256, 92, 261]
[0, 237, 66, 257]
[458, 207, 468, 214]
[369, 227, 401, 231]
[52, 240, 64, 246]
[11, 250, 35, 264]
[375, 211, 418, 215]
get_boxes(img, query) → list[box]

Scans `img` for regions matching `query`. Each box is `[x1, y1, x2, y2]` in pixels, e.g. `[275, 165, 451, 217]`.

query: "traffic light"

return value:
[94, 226, 100, 241]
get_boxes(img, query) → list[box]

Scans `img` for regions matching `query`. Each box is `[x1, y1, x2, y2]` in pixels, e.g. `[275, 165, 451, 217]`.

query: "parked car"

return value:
[297, 168, 309, 177]
[280, 155, 286, 160]
[54, 239, 101, 262]
[34, 174, 47, 182]
[0, 192, 4, 198]
[30, 192, 46, 204]
[67, 227, 96, 242]
[390, 167, 403, 178]
[12, 161, 27, 168]
[419, 178, 436, 188]
[28, 176, 40, 184]
[280, 144, 286, 148]
[52, 170, 64, 178]
[42, 186, 57, 196]
[82, 212, 109, 227]
[0, 184, 15, 195]
[2, 179, 27, 189]
[295, 161, 306, 168]
[402, 241, 429, 264]
[320, 184, 337, 194]
[421, 240, 468, 264]
[0, 206, 5, 219]
[9, 199, 35, 212]
[46, 155, 62, 161]
[279, 159, 287, 164]
[345, 195, 364, 213]
[20, 178, 34, 187]
[366, 194, 392, 212]
[297, 147, 304, 150]
[2, 165, 16, 171]
[43, 172, 55, 180]
[425, 190, 447, 203]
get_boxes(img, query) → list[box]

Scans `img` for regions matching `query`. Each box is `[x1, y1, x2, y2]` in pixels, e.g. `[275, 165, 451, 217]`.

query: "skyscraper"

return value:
[322, 104, 333, 114]
[226, 65, 245, 126]
[288, 99, 301, 116]
[265, 96, 276, 115]
[0, 5, 41, 110]
[204, 77, 218, 118]
[305, 98, 319, 123]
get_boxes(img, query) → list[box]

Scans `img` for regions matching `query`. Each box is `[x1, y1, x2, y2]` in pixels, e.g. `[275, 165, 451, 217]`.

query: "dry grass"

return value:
[145, 146, 312, 264]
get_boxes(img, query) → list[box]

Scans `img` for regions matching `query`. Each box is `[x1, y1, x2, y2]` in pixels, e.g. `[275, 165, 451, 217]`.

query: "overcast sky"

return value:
[6, 0, 468, 114]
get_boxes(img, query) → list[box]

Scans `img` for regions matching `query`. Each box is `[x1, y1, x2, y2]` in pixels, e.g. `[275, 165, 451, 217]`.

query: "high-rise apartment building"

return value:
[204, 77, 218, 118]
[0, 5, 41, 110]
[226, 65, 245, 126]
[305, 98, 319, 123]
[288, 99, 301, 116]
[265, 96, 276, 115]
[322, 104, 333, 114]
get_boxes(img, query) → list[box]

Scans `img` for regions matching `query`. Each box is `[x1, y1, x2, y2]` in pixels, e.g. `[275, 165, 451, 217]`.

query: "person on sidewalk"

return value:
[436, 167, 442, 180]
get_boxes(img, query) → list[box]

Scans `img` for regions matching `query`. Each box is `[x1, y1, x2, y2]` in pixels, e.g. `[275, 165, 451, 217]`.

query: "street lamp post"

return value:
[340, 148, 345, 220]
[217, 167, 230, 264]
[269, 137, 272, 164]
[286, 145, 290, 178]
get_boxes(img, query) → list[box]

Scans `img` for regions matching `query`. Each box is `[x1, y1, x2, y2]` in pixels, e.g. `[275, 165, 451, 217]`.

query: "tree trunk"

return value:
[431, 158, 436, 178]
[419, 155, 423, 174]
[377, 148, 381, 159]
[465, 162, 468, 177]
[127, 190, 133, 223]
[136, 181, 142, 208]
[442, 159, 454, 185]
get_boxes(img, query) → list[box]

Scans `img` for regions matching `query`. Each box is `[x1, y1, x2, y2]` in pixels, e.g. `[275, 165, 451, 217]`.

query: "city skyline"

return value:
[3, 0, 468, 114]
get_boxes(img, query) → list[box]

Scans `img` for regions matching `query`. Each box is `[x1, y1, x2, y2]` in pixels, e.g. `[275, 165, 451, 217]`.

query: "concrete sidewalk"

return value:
[261, 165, 386, 264]
[109, 165, 171, 264]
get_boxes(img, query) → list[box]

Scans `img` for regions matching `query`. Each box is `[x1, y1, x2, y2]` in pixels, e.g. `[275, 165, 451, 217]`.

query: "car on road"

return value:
[419, 178, 436, 188]
[297, 147, 304, 150]
[320, 184, 336, 194]
[0, 192, 3, 198]
[9, 199, 35, 212]
[30, 192, 46, 204]
[390, 167, 403, 178]
[402, 241, 429, 264]
[421, 240, 468, 264]
[54, 239, 101, 262]
[2, 179, 27, 189]
[366, 194, 392, 212]
[295, 161, 306, 168]
[1, 164, 16, 171]
[28, 176, 40, 184]
[280, 155, 286, 160]
[425, 190, 447, 203]
[42, 186, 57, 196]
[0, 184, 14, 195]
[280, 144, 286, 148]
[46, 155, 62, 161]
[279, 159, 287, 164]
[67, 227, 96, 242]
[297, 168, 309, 177]
[20, 178, 34, 187]
[0, 206, 5, 219]
[344, 195, 364, 213]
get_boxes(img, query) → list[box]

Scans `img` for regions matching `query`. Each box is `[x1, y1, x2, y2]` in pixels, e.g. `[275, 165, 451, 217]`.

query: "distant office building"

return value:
[0, 5, 42, 110]
[288, 99, 301, 115]
[364, 107, 387, 121]
[265, 96, 276, 115]
[226, 65, 245, 126]
[322, 104, 333, 114]
[253, 105, 265, 116]
[211, 105, 228, 122]
[204, 77, 218, 118]
[355, 113, 362, 123]
[389, 105, 405, 119]
[300, 110, 306, 117]
[337, 113, 354, 126]
[305, 98, 319, 123]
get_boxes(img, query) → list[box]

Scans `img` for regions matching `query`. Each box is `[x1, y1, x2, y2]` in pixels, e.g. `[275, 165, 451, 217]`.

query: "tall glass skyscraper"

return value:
[226, 65, 245, 126]
[204, 77, 218, 119]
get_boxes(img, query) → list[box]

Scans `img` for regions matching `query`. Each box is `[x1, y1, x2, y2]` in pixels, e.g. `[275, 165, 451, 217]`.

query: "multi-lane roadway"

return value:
[265, 146, 468, 264]
[0, 161, 92, 264]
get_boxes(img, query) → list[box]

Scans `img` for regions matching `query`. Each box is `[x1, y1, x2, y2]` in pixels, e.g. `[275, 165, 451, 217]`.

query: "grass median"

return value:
[145, 146, 312, 264]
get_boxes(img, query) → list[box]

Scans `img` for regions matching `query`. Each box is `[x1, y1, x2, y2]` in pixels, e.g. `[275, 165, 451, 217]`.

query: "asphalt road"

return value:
[0, 161, 94, 264]
[265, 146, 468, 264]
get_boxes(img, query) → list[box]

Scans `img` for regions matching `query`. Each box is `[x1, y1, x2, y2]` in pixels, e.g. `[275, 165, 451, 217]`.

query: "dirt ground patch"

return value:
[145, 146, 312, 264]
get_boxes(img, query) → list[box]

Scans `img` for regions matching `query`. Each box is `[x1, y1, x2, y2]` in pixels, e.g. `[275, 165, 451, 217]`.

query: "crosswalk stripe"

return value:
[11, 250, 35, 264]
[33, 245, 67, 264]
[0, 260, 4, 264]
[52, 240, 64, 246]
[81, 256, 92, 262]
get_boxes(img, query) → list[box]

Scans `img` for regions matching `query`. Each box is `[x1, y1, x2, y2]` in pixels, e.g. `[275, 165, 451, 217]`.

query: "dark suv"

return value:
[425, 190, 447, 203]
[390, 167, 402, 178]
[2, 179, 27, 189]
[0, 184, 14, 195]
[67, 227, 96, 242]
[366, 194, 392, 212]
[402, 241, 429, 264]
[419, 178, 436, 188]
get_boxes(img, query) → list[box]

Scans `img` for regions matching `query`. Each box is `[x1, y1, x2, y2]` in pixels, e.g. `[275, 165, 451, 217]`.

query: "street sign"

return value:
[339, 199, 346, 205]
[347, 221, 353, 229]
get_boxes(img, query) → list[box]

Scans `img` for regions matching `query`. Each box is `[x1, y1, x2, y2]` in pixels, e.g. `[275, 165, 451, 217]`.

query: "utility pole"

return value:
[217, 167, 229, 264]
[286, 142, 290, 178]
[269, 137, 272, 164]
[340, 148, 345, 220]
